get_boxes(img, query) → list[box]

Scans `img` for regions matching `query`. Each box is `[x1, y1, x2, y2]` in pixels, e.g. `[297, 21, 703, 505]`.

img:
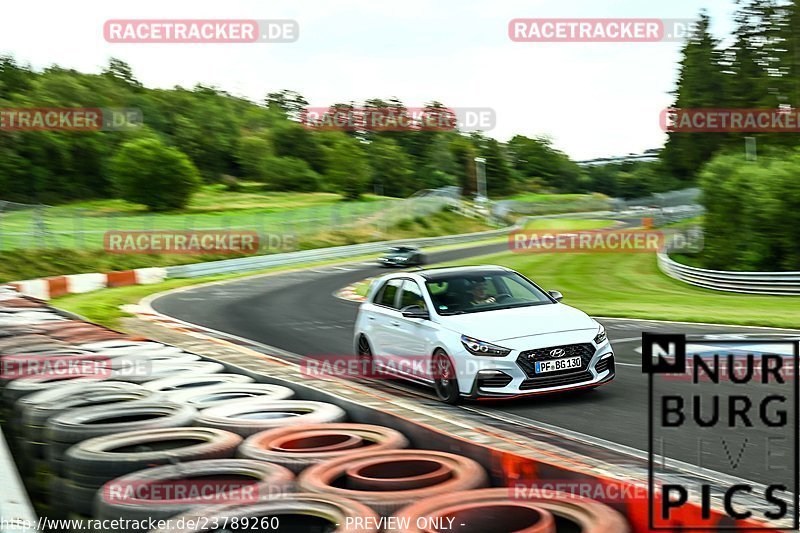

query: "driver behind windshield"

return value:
[469, 280, 496, 306]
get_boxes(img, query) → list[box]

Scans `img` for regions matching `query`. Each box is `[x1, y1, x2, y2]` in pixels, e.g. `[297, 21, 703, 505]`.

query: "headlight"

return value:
[594, 323, 607, 344]
[461, 335, 511, 357]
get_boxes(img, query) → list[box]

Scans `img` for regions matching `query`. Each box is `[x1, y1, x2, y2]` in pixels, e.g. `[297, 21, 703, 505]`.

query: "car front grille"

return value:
[519, 371, 592, 390]
[516, 343, 596, 379]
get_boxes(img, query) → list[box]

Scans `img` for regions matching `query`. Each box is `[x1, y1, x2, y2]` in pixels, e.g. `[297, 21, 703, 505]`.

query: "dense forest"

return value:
[664, 0, 800, 271]
[0, 57, 599, 207]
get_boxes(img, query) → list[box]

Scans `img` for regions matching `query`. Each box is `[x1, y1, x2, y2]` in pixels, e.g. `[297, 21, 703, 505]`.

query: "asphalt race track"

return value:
[154, 241, 799, 485]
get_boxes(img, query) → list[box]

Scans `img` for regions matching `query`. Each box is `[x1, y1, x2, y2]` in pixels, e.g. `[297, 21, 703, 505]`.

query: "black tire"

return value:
[22, 384, 155, 448]
[94, 459, 295, 527]
[4, 376, 107, 408]
[357, 335, 374, 376]
[194, 400, 346, 437]
[15, 381, 147, 418]
[45, 401, 197, 469]
[432, 349, 461, 405]
[168, 383, 295, 408]
[64, 427, 242, 482]
[46, 400, 197, 445]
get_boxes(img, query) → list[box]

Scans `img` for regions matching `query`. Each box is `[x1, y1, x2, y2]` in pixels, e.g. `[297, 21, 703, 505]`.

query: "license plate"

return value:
[534, 356, 582, 374]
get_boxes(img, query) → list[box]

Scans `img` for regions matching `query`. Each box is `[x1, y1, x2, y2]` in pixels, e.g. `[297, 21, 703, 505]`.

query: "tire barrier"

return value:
[44, 401, 197, 474]
[143, 373, 255, 394]
[94, 459, 295, 530]
[168, 383, 296, 408]
[3, 375, 106, 407]
[148, 494, 380, 533]
[61, 427, 243, 516]
[389, 488, 630, 533]
[17, 381, 154, 462]
[239, 423, 409, 473]
[194, 400, 347, 437]
[297, 450, 489, 515]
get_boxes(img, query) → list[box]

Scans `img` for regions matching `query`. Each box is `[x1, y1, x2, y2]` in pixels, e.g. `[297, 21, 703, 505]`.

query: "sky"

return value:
[1, 0, 738, 160]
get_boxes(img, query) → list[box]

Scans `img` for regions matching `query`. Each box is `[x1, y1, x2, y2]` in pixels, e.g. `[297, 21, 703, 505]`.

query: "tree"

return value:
[261, 156, 320, 192]
[271, 121, 328, 174]
[475, 136, 515, 196]
[660, 12, 728, 181]
[236, 133, 273, 181]
[102, 58, 142, 89]
[507, 135, 583, 192]
[365, 137, 414, 196]
[322, 133, 371, 199]
[110, 137, 200, 210]
[448, 135, 478, 195]
[265, 90, 308, 120]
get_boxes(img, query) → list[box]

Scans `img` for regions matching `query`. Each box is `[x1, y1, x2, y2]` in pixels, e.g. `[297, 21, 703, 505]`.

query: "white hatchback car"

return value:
[353, 265, 615, 403]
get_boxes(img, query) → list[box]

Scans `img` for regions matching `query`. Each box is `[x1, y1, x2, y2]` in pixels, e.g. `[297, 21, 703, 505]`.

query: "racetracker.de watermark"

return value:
[0, 108, 142, 131]
[300, 107, 496, 132]
[509, 18, 698, 42]
[104, 19, 299, 43]
[510, 480, 651, 503]
[508, 229, 703, 254]
[0, 355, 112, 379]
[103, 231, 295, 255]
[101, 479, 286, 505]
[300, 354, 502, 381]
[661, 108, 800, 133]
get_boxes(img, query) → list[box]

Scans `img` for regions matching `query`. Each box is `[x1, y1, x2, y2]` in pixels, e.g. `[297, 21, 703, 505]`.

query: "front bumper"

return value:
[379, 258, 408, 267]
[457, 340, 616, 399]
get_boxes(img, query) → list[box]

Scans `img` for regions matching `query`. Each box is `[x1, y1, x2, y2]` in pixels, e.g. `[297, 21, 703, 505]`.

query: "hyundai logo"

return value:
[549, 348, 566, 358]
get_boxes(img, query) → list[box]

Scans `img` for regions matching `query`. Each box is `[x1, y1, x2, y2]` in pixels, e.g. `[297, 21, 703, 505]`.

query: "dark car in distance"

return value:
[379, 246, 426, 267]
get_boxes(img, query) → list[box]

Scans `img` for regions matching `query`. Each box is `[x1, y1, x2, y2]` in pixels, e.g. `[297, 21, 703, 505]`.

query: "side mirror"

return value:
[548, 290, 564, 301]
[401, 305, 429, 319]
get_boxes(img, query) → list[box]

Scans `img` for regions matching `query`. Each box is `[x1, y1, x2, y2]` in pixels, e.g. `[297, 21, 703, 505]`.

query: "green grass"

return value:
[51, 211, 496, 328]
[0, 182, 396, 250]
[523, 218, 616, 230]
[500, 192, 612, 216]
[430, 251, 800, 328]
[1, 207, 493, 283]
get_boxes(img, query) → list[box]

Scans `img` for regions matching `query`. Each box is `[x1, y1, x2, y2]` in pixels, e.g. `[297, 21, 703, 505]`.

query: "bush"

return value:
[261, 156, 320, 192]
[110, 138, 200, 211]
[699, 149, 800, 271]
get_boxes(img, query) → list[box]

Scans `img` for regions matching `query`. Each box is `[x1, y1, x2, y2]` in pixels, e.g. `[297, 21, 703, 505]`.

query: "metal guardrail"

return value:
[165, 210, 629, 278]
[657, 251, 800, 296]
[166, 226, 513, 278]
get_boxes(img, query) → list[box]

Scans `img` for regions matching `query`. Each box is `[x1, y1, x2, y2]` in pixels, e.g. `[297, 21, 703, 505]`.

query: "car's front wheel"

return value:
[432, 349, 460, 405]
[357, 335, 374, 377]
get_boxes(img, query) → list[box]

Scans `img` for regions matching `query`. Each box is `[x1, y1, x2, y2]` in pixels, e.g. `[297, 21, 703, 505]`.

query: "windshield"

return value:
[424, 272, 554, 315]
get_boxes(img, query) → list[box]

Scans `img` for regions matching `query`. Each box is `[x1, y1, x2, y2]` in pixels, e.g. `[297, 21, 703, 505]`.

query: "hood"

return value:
[438, 303, 596, 343]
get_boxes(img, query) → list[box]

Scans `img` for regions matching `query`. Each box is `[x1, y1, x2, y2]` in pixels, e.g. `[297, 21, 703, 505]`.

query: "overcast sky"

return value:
[1, 0, 737, 159]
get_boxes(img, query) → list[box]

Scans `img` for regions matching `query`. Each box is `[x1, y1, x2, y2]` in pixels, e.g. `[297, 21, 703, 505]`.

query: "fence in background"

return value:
[0, 188, 461, 252]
